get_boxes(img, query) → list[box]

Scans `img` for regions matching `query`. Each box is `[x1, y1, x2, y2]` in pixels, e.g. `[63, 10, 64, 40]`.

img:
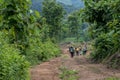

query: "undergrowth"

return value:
[59, 66, 79, 80]
[104, 77, 120, 80]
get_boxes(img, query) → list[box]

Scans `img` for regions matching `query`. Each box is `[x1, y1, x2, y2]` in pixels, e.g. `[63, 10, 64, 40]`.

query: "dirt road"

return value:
[30, 46, 120, 80]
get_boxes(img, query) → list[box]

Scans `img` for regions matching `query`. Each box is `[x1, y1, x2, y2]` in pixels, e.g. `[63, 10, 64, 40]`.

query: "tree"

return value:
[81, 0, 120, 67]
[67, 11, 87, 42]
[0, 0, 31, 44]
[68, 14, 79, 38]
[42, 0, 64, 41]
[0, 0, 61, 67]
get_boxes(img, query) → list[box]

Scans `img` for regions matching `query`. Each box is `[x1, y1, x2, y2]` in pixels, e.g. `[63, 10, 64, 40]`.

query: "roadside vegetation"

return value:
[104, 77, 120, 80]
[0, 0, 62, 79]
[59, 66, 79, 80]
[80, 0, 120, 69]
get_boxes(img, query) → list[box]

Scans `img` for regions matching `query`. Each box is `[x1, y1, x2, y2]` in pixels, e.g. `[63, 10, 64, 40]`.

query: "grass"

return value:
[59, 66, 79, 80]
[104, 77, 120, 80]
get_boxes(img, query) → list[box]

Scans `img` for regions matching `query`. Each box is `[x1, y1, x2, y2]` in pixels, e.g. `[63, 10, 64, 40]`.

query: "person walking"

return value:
[79, 46, 82, 55]
[69, 46, 75, 58]
[83, 43, 87, 55]
[75, 47, 79, 56]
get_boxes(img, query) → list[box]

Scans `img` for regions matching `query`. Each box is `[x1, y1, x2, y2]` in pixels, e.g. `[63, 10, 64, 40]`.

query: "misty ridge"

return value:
[31, 0, 84, 13]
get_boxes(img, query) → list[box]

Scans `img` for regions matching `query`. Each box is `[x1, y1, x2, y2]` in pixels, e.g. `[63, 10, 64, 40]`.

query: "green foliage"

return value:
[26, 37, 61, 65]
[0, 31, 10, 44]
[82, 0, 120, 68]
[42, 0, 65, 41]
[0, 0, 31, 37]
[0, 32, 30, 80]
[67, 12, 79, 38]
[90, 33, 114, 62]
[59, 66, 79, 80]
[62, 37, 87, 43]
[60, 10, 89, 43]
[0, 0, 33, 55]
[0, 1, 61, 80]
[81, 0, 111, 38]
[109, 58, 120, 69]
[104, 77, 120, 80]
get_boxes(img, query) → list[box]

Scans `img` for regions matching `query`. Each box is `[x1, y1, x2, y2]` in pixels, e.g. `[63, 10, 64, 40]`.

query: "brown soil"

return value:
[30, 45, 120, 80]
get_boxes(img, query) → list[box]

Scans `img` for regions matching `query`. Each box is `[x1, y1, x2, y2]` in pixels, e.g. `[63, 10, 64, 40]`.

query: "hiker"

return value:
[69, 46, 75, 58]
[79, 46, 82, 55]
[82, 43, 87, 55]
[75, 47, 79, 56]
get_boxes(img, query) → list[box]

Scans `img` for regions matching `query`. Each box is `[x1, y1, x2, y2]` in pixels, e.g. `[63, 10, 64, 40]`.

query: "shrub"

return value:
[0, 31, 30, 80]
[59, 66, 79, 80]
[0, 44, 30, 80]
[0, 31, 10, 44]
[91, 33, 114, 62]
[25, 37, 60, 65]
[90, 32, 120, 69]
[106, 51, 120, 69]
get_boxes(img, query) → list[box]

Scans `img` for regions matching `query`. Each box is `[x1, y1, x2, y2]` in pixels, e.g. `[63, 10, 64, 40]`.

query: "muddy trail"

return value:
[30, 45, 120, 80]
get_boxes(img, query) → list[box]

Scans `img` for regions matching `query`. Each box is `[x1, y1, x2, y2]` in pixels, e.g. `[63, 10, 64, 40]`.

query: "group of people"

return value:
[68, 44, 87, 58]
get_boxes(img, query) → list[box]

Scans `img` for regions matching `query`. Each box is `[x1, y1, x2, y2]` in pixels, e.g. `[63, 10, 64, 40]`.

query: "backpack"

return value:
[69, 47, 74, 52]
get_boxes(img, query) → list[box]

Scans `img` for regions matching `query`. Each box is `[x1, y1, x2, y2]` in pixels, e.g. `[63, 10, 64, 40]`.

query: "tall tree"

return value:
[42, 0, 64, 41]
[68, 15, 78, 37]
[81, 0, 120, 66]
[0, 0, 31, 43]
[67, 11, 81, 41]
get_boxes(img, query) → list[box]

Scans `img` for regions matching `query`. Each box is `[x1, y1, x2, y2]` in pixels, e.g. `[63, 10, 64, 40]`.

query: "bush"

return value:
[0, 44, 30, 80]
[59, 66, 79, 80]
[0, 31, 30, 80]
[0, 31, 10, 44]
[90, 32, 120, 69]
[106, 51, 120, 69]
[25, 37, 60, 65]
[91, 33, 114, 62]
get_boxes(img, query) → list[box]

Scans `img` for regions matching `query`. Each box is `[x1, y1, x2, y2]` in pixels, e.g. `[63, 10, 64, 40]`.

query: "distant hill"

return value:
[56, 0, 72, 5]
[31, 0, 84, 13]
[57, 0, 84, 8]
[58, 0, 84, 14]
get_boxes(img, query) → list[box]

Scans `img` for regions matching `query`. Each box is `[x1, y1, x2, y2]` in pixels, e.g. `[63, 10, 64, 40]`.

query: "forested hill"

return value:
[31, 0, 84, 13]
